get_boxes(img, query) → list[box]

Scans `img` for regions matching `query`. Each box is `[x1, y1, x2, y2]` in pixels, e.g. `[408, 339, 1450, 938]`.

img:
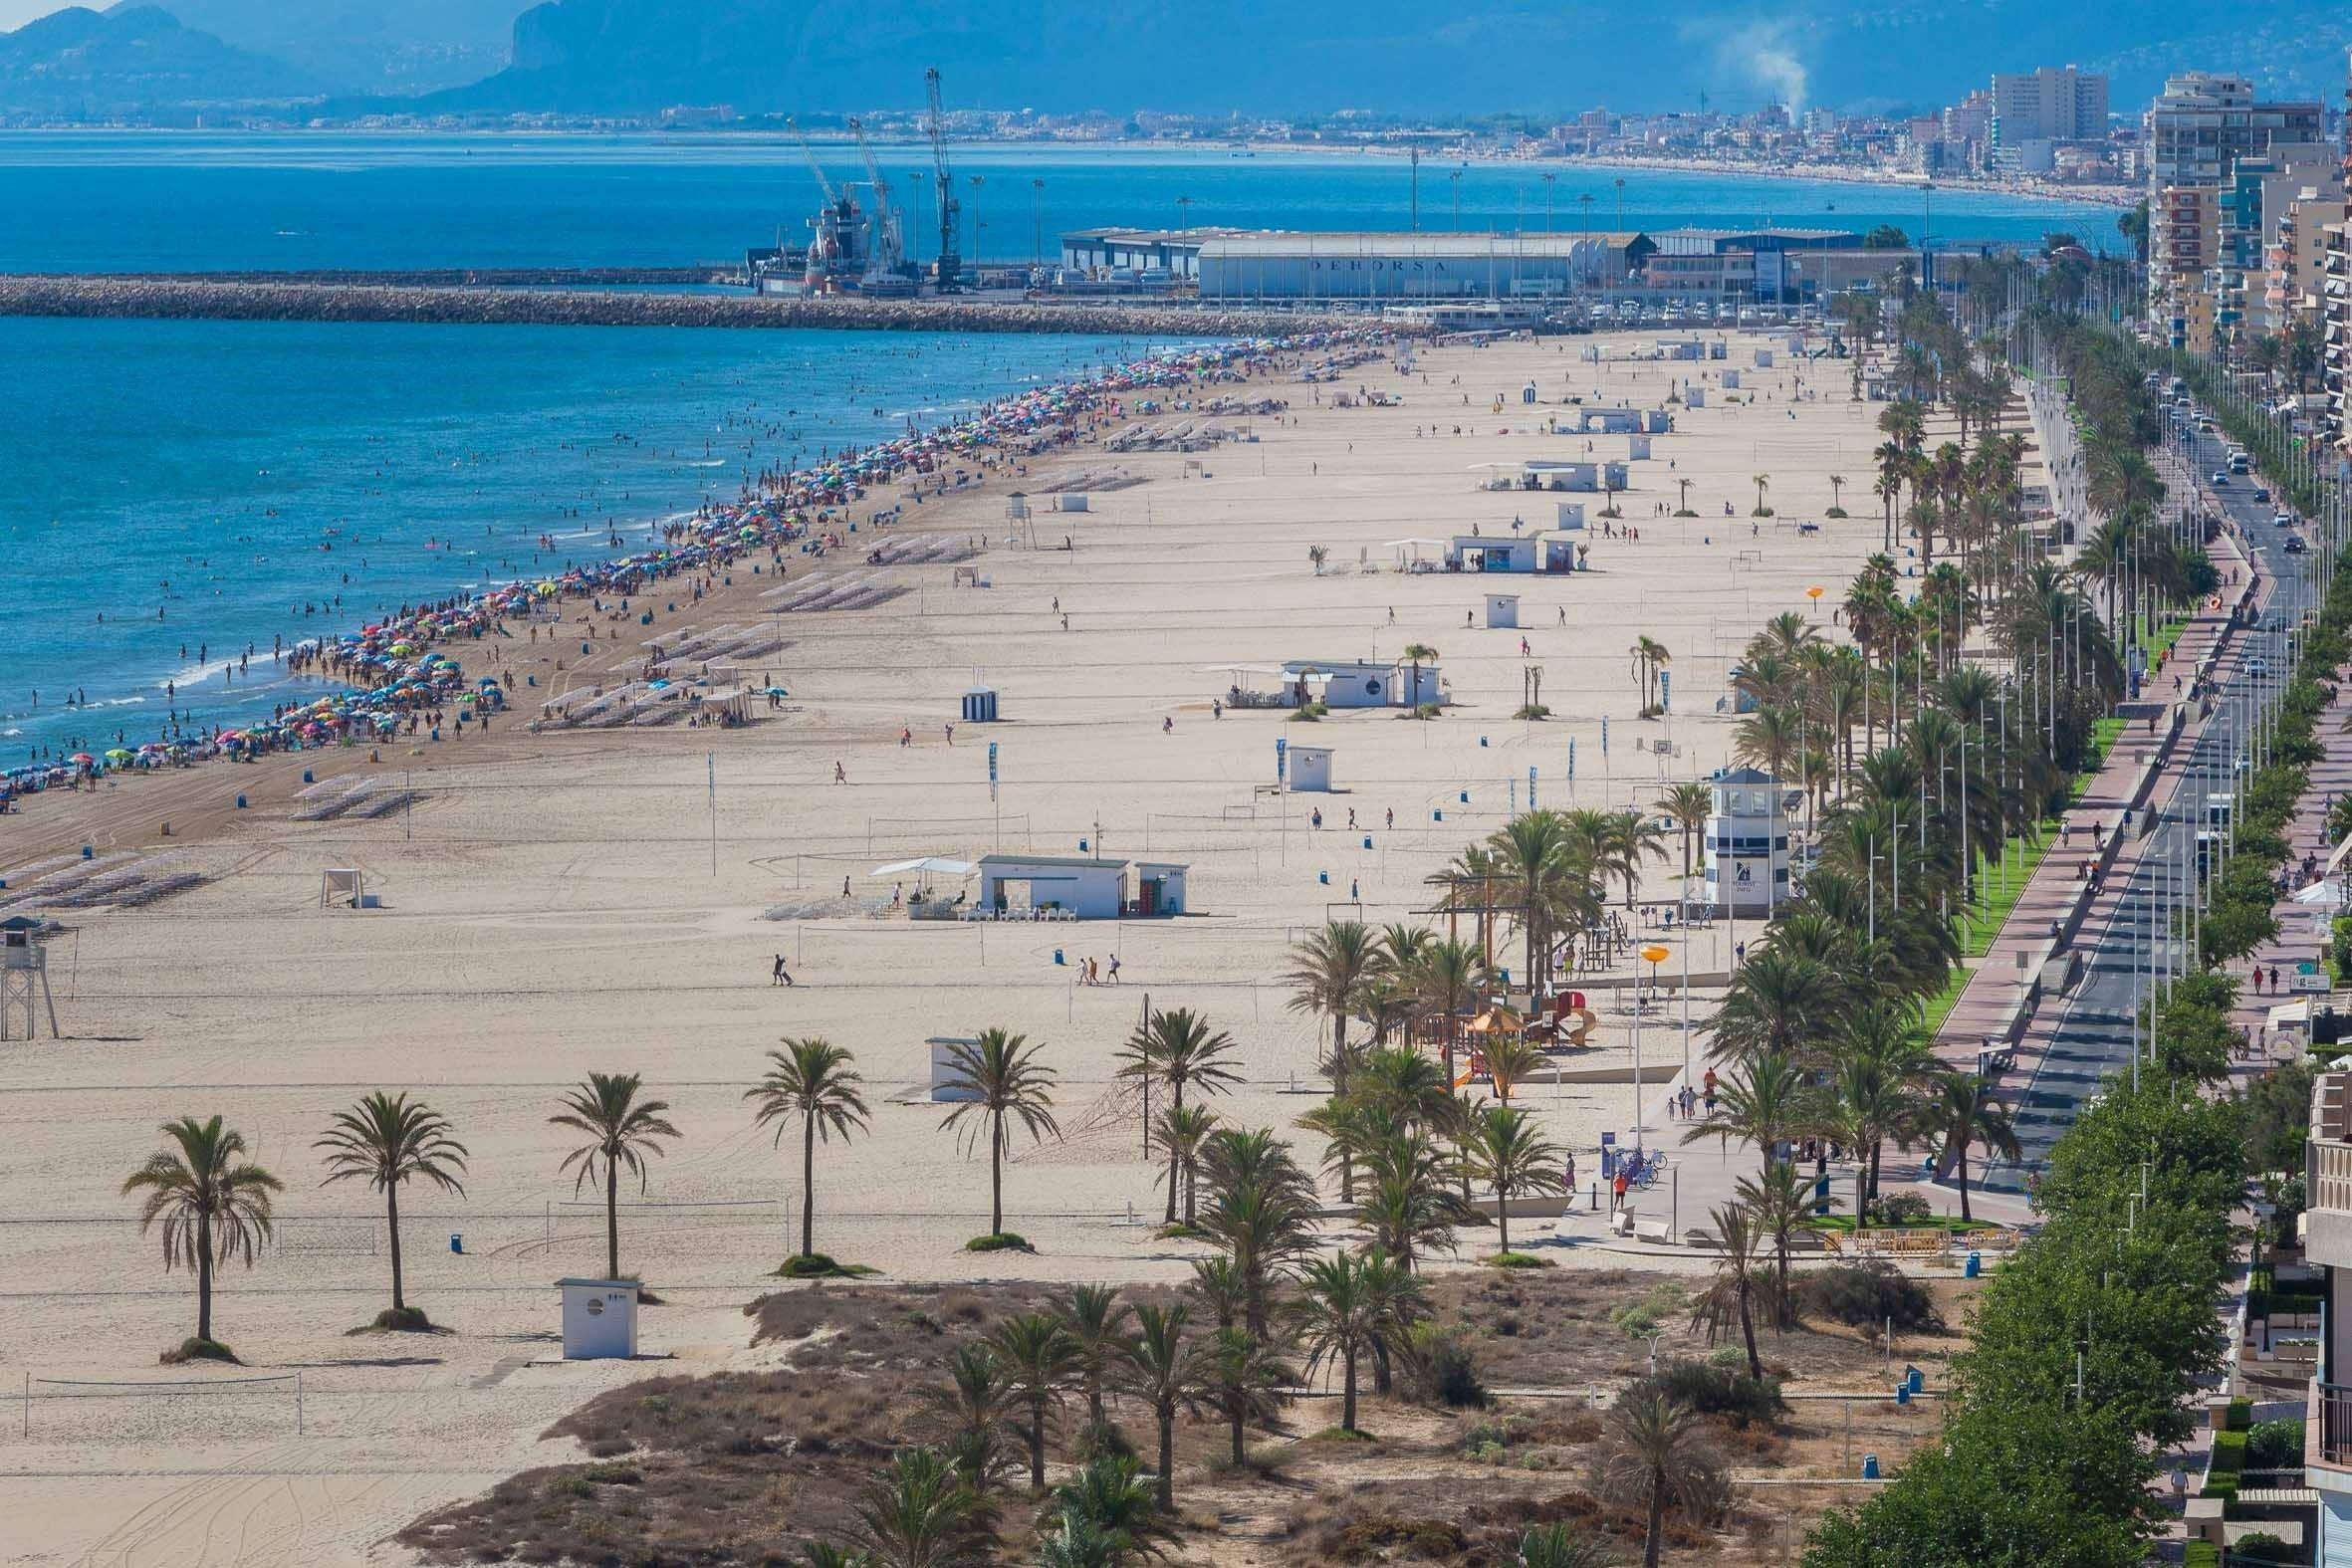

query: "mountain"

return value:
[155, 0, 514, 95]
[425, 0, 2351, 118]
[0, 4, 314, 113]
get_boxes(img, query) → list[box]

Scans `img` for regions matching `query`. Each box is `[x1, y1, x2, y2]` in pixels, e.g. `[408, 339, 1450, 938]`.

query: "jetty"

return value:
[0, 274, 1381, 337]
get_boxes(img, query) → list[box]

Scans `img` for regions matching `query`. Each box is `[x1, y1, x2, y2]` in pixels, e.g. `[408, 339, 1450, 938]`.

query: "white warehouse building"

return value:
[1058, 228, 1652, 302]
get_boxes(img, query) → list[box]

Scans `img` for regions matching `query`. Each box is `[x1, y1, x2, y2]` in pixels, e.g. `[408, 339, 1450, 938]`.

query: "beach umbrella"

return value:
[69, 753, 96, 765]
[105, 748, 132, 762]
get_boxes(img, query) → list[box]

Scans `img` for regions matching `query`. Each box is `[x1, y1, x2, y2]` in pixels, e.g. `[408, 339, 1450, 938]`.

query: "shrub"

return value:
[964, 1232, 1034, 1253]
[1487, 1251, 1554, 1269]
[1794, 1261, 1943, 1333]
[1630, 1360, 1784, 1427]
[160, 1337, 239, 1365]
[1396, 1321, 1489, 1409]
[2245, 1418, 2304, 1471]
[1607, 1281, 1689, 1339]
[369, 1305, 435, 1332]
[775, 1253, 877, 1279]
[2232, 1531, 2293, 1564]
[1875, 1192, 1931, 1225]
[2183, 1544, 2220, 1568]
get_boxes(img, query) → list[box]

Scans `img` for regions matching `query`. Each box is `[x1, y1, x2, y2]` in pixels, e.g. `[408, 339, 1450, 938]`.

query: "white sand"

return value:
[0, 327, 1951, 1563]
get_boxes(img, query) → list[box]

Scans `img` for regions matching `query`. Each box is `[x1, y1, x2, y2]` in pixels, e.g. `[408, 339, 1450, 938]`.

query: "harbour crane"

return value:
[924, 66, 962, 292]
[787, 116, 837, 208]
[845, 116, 907, 287]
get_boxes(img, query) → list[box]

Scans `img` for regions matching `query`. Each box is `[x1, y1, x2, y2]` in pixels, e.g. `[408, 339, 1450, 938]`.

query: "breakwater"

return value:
[0, 275, 1380, 337]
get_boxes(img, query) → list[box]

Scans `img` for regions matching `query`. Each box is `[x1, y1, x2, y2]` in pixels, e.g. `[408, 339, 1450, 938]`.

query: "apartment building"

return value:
[1992, 66, 2108, 144]
[2262, 188, 2347, 336]
[2154, 184, 2223, 350]
[2297, 1074, 2352, 1557]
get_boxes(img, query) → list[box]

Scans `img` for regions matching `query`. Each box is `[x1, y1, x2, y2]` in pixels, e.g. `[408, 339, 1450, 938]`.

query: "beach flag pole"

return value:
[707, 752, 718, 876]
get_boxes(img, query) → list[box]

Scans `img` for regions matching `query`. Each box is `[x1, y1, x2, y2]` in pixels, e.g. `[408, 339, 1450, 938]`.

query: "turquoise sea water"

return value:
[0, 134, 2116, 755]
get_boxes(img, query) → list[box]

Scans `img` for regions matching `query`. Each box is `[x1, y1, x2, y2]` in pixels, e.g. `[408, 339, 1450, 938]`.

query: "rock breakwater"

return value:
[0, 275, 1385, 337]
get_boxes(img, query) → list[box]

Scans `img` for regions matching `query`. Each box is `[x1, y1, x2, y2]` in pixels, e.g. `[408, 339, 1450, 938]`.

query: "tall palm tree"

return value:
[1751, 473, 1770, 515]
[1288, 1249, 1409, 1434]
[989, 1312, 1081, 1489]
[1923, 1072, 2020, 1222]
[1356, 1128, 1470, 1270]
[1590, 1387, 1726, 1568]
[123, 1115, 283, 1350]
[853, 1447, 995, 1568]
[1058, 1283, 1132, 1432]
[1118, 1008, 1242, 1223]
[1600, 809, 1668, 910]
[1479, 1035, 1545, 1106]
[550, 1071, 682, 1282]
[1119, 1302, 1206, 1510]
[1830, 1007, 1937, 1217]
[1628, 636, 1670, 710]
[1402, 643, 1437, 709]
[747, 1037, 870, 1261]
[1655, 783, 1714, 884]
[316, 1091, 467, 1322]
[1283, 920, 1381, 1101]
[1197, 1327, 1292, 1465]
[1690, 1203, 1768, 1381]
[939, 1028, 1060, 1239]
[1154, 1103, 1218, 1226]
[1827, 473, 1847, 515]
[1195, 1128, 1319, 1336]
[1460, 1105, 1565, 1256]
[1411, 936, 1488, 1083]
[1710, 950, 1835, 1066]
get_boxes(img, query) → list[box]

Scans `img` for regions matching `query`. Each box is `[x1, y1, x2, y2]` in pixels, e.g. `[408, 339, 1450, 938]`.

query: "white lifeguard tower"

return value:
[1485, 593, 1521, 629]
[1701, 769, 1790, 917]
[0, 916, 61, 1040]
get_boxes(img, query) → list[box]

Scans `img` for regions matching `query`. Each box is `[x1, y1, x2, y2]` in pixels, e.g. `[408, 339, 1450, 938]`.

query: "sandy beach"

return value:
[0, 326, 2008, 1564]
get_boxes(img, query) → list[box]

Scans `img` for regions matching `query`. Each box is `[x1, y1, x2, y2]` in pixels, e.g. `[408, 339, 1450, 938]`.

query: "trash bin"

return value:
[450, 1233, 464, 1254]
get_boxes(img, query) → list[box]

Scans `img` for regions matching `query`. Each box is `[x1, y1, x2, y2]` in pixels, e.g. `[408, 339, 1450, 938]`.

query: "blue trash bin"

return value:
[1905, 1366, 1924, 1394]
[302, 770, 315, 784]
[1054, 950, 1065, 966]
[1894, 1385, 1911, 1407]
[450, 1233, 464, 1254]
[235, 793, 247, 809]
[1965, 1249, 1982, 1278]
[1861, 1454, 1880, 1479]
[1317, 871, 1329, 885]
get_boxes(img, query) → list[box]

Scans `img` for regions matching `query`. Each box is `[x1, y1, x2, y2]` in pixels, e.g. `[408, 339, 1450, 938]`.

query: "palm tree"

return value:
[1479, 1034, 1545, 1105]
[1154, 1104, 1218, 1226]
[1684, 1054, 1819, 1172]
[1288, 1249, 1408, 1434]
[939, 1028, 1060, 1239]
[550, 1071, 681, 1281]
[923, 1345, 1022, 1494]
[1411, 936, 1487, 1083]
[1923, 1071, 2019, 1222]
[1600, 809, 1667, 910]
[1589, 1387, 1725, 1568]
[1690, 1203, 1768, 1381]
[1827, 473, 1847, 516]
[1058, 1284, 1132, 1433]
[1461, 1105, 1565, 1256]
[1710, 950, 1835, 1066]
[1751, 472, 1770, 516]
[1036, 1456, 1179, 1562]
[1655, 783, 1714, 884]
[1628, 636, 1669, 710]
[853, 1447, 995, 1568]
[1356, 1128, 1469, 1270]
[1197, 1327, 1291, 1464]
[316, 1091, 467, 1323]
[1735, 1161, 1831, 1327]
[1283, 920, 1381, 1102]
[1516, 1522, 1624, 1567]
[123, 1115, 283, 1351]
[1830, 1007, 1936, 1218]
[747, 1037, 870, 1261]
[1402, 643, 1437, 708]
[1118, 1008, 1242, 1223]
[990, 1311, 1082, 1490]
[1188, 1254, 1248, 1330]
[1195, 1128, 1319, 1336]
[1119, 1302, 1205, 1509]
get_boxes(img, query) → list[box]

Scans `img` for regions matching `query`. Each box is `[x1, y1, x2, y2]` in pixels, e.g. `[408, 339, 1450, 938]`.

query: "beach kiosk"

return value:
[1448, 535, 1537, 572]
[1133, 863, 1188, 917]
[1627, 434, 1652, 461]
[1485, 593, 1521, 629]
[1554, 503, 1586, 531]
[973, 855, 1188, 918]
[558, 1278, 639, 1360]
[1702, 768, 1791, 917]
[930, 1036, 982, 1100]
[961, 683, 1000, 723]
[1287, 744, 1334, 792]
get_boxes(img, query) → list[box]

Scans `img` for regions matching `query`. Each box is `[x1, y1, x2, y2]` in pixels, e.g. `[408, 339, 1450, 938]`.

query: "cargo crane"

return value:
[789, 115, 861, 291]
[845, 116, 912, 294]
[924, 66, 962, 293]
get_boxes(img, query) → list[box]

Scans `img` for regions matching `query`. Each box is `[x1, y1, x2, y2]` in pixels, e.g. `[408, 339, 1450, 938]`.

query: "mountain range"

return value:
[3, 0, 2348, 120]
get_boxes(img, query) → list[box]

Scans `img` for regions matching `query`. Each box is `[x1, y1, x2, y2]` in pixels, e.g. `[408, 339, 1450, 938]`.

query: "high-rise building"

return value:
[2145, 73, 2325, 336]
[1991, 66, 2108, 144]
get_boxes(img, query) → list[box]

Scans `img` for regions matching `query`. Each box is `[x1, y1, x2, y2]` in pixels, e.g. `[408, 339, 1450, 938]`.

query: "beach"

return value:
[0, 325, 2015, 1564]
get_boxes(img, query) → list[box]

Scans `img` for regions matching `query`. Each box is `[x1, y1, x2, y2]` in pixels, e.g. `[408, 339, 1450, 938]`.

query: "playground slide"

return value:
[1564, 1008, 1597, 1047]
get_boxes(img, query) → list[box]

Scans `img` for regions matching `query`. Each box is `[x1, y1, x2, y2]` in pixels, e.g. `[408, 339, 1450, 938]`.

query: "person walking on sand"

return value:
[772, 953, 795, 987]
[1107, 954, 1120, 984]
[833, 761, 846, 784]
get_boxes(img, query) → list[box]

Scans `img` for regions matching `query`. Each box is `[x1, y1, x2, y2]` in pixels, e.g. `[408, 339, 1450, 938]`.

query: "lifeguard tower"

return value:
[1, 915, 62, 1040]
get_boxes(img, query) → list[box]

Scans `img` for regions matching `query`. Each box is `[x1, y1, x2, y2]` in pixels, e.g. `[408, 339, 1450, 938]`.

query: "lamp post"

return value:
[1637, 945, 1670, 1154]
[1031, 178, 1044, 268]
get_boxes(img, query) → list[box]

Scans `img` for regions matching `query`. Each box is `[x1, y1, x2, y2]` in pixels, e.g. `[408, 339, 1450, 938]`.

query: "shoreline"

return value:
[1, 327, 1388, 814]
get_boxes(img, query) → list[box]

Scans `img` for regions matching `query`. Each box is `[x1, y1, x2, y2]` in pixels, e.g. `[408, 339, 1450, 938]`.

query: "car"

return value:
[2252, 487, 2270, 502]
[2275, 512, 2296, 528]
[2284, 535, 2309, 554]
[2211, 471, 2230, 485]
[2245, 656, 2270, 678]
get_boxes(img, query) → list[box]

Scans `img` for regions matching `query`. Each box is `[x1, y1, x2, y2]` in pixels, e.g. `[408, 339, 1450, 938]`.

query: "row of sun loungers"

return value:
[0, 850, 206, 914]
[295, 776, 378, 820]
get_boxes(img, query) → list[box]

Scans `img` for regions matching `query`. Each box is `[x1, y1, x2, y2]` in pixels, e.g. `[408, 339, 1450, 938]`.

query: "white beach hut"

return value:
[1287, 745, 1334, 792]
[1485, 593, 1521, 629]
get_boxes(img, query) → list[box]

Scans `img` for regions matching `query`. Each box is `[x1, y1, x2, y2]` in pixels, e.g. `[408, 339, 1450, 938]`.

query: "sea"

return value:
[0, 133, 2118, 756]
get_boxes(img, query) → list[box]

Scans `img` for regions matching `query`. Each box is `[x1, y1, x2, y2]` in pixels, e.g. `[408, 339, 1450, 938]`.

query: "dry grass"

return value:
[398, 1267, 1976, 1565]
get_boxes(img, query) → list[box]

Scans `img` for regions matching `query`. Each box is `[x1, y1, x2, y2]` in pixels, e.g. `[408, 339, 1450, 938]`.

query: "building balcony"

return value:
[2307, 1073, 2352, 1266]
[2311, 1380, 2352, 1486]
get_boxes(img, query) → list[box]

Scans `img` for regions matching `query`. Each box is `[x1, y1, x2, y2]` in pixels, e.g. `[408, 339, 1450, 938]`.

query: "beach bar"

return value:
[974, 854, 1188, 919]
[1447, 535, 1537, 572]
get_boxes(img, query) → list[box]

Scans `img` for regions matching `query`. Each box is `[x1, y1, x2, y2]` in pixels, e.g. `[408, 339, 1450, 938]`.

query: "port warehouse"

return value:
[1056, 226, 1987, 304]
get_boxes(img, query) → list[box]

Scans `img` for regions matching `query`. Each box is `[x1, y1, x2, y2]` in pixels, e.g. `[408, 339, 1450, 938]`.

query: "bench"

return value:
[1635, 1220, 1674, 1245]
[1609, 1207, 1636, 1238]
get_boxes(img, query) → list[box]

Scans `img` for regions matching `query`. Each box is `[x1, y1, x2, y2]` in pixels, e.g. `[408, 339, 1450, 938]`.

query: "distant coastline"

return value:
[1547, 151, 2136, 214]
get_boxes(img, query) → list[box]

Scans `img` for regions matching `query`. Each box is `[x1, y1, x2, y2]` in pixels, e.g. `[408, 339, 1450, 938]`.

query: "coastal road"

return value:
[1985, 415, 2311, 1185]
